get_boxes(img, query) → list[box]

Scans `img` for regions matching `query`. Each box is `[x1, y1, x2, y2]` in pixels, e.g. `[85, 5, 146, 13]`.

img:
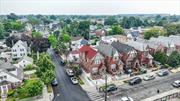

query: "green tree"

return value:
[104, 16, 118, 25]
[48, 34, 58, 48]
[144, 28, 167, 40]
[164, 24, 180, 36]
[24, 80, 43, 97]
[32, 30, 42, 38]
[108, 25, 124, 35]
[62, 34, 71, 43]
[0, 22, 5, 39]
[36, 53, 55, 85]
[153, 51, 168, 65]
[167, 51, 180, 67]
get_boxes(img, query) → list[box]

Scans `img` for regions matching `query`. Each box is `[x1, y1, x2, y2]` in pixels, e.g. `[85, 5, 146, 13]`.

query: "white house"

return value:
[11, 40, 29, 59]
[0, 59, 23, 95]
[14, 56, 33, 69]
[100, 36, 118, 44]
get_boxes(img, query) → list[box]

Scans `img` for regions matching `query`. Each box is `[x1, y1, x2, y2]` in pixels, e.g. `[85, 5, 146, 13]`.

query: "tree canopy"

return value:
[36, 53, 55, 85]
[108, 25, 124, 35]
[167, 51, 180, 67]
[144, 27, 167, 40]
[153, 51, 168, 65]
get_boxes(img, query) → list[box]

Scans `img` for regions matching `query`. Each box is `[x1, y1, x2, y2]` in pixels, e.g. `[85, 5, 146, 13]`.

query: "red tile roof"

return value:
[79, 45, 97, 59]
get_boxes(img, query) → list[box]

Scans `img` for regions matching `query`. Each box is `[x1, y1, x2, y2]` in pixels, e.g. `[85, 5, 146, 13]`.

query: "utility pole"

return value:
[104, 73, 107, 101]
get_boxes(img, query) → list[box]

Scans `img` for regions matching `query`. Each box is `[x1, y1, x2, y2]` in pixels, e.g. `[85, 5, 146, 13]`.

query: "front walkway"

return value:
[36, 86, 54, 101]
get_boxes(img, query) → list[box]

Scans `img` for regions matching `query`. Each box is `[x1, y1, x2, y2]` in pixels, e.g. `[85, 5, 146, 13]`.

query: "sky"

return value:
[0, 0, 180, 15]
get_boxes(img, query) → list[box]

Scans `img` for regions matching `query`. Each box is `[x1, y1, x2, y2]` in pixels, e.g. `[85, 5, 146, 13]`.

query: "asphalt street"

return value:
[48, 49, 91, 101]
[110, 72, 180, 101]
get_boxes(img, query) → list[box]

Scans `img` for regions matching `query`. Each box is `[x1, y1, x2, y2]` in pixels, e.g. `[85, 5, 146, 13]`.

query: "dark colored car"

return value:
[124, 67, 133, 74]
[60, 60, 66, 66]
[129, 77, 142, 85]
[106, 84, 118, 93]
[99, 84, 117, 93]
[51, 78, 58, 86]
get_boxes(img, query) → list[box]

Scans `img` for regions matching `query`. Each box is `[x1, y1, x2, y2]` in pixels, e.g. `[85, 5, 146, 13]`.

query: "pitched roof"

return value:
[111, 42, 134, 54]
[79, 45, 97, 59]
[97, 43, 117, 57]
[126, 41, 148, 51]
[13, 40, 28, 50]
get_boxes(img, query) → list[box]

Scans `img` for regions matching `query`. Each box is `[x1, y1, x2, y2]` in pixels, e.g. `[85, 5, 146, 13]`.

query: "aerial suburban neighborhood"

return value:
[0, 0, 180, 101]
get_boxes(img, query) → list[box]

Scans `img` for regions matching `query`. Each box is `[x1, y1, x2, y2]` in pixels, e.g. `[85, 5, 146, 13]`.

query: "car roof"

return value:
[174, 80, 180, 83]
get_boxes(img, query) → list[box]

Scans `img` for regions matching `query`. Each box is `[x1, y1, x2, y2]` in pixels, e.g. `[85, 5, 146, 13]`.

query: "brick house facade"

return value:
[79, 45, 105, 79]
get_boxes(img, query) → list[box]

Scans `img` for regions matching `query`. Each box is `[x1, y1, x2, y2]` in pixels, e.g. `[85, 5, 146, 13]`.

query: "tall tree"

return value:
[167, 51, 180, 67]
[36, 53, 55, 85]
[108, 25, 124, 35]
[153, 51, 168, 65]
[144, 28, 167, 40]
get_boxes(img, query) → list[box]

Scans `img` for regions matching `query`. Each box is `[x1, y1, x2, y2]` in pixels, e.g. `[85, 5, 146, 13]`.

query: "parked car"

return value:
[157, 70, 169, 77]
[119, 97, 133, 101]
[70, 77, 78, 84]
[66, 69, 74, 76]
[51, 78, 58, 86]
[172, 80, 180, 88]
[143, 74, 155, 81]
[60, 60, 66, 66]
[99, 84, 117, 93]
[129, 77, 142, 85]
[106, 84, 118, 93]
[139, 67, 147, 74]
[124, 67, 133, 74]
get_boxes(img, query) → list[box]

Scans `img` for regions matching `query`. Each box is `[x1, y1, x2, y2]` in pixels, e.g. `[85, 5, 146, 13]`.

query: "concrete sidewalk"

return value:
[36, 86, 54, 101]
[141, 88, 180, 101]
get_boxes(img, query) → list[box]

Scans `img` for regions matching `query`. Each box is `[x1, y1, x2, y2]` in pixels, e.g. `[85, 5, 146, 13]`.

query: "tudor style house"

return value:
[111, 42, 140, 72]
[79, 45, 105, 79]
[126, 41, 153, 67]
[97, 43, 123, 75]
[11, 40, 30, 59]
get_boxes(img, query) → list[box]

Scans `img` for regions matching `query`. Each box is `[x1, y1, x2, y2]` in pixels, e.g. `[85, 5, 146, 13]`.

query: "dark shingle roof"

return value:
[111, 42, 134, 54]
[97, 43, 117, 57]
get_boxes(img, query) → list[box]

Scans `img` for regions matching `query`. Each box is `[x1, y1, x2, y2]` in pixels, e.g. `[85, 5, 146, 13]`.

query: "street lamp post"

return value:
[104, 73, 107, 101]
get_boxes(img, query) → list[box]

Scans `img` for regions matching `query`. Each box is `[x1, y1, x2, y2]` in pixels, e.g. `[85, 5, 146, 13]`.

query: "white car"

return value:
[172, 80, 180, 88]
[143, 74, 155, 81]
[66, 69, 74, 76]
[70, 77, 78, 84]
[119, 97, 133, 101]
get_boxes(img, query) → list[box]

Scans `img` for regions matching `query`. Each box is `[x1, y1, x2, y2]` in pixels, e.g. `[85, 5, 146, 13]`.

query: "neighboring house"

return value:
[126, 41, 153, 67]
[79, 45, 105, 79]
[101, 36, 117, 44]
[149, 37, 176, 56]
[95, 29, 106, 37]
[113, 35, 128, 43]
[97, 43, 123, 75]
[11, 40, 30, 59]
[71, 37, 89, 50]
[169, 35, 180, 52]
[14, 56, 33, 69]
[0, 59, 23, 95]
[67, 50, 80, 63]
[111, 42, 140, 72]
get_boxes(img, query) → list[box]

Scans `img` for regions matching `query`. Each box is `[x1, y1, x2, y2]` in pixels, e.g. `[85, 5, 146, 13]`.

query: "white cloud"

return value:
[0, 0, 179, 15]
